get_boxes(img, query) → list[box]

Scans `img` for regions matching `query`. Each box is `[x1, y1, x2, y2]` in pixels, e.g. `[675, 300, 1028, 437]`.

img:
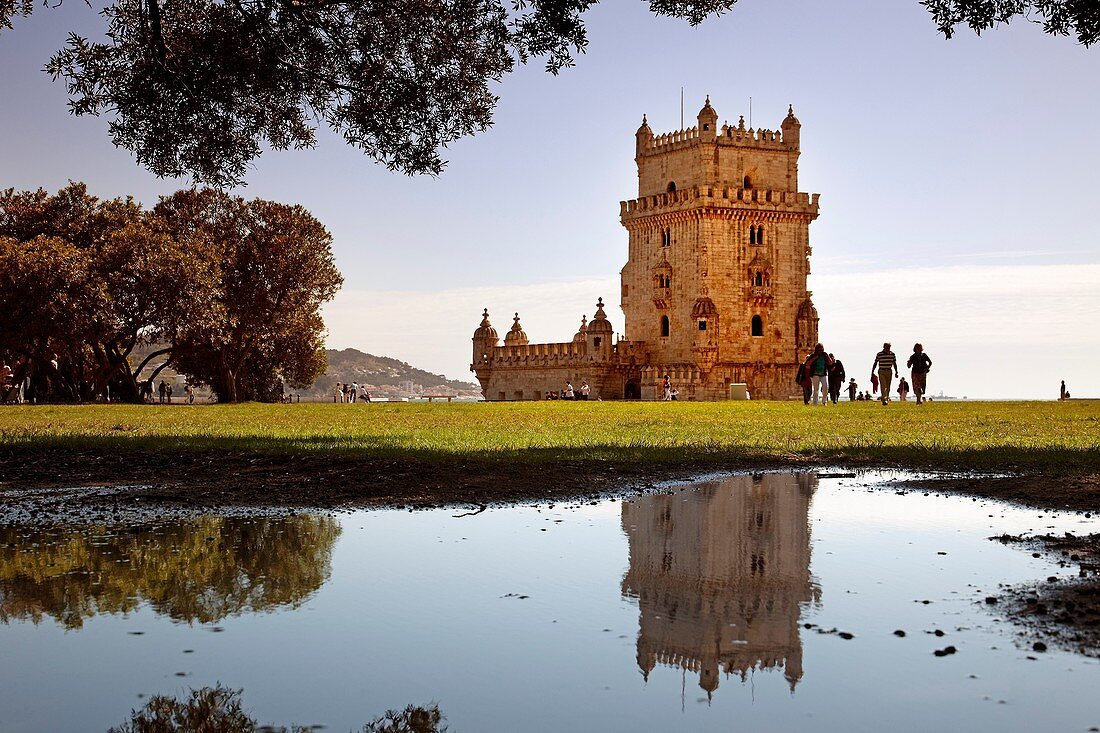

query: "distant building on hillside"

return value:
[470, 98, 821, 400]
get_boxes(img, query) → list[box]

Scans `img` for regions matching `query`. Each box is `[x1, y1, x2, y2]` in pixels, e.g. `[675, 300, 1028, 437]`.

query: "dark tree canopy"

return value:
[921, 0, 1099, 46]
[0, 0, 1093, 187]
[0, 183, 342, 403]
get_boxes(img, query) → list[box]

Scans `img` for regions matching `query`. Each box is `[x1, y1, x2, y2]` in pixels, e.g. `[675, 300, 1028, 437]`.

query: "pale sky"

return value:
[2, 0, 1098, 398]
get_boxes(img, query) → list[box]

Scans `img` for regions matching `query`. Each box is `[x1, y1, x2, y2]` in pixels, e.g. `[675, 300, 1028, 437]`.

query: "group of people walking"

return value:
[334, 382, 372, 403]
[797, 342, 932, 406]
[139, 379, 195, 404]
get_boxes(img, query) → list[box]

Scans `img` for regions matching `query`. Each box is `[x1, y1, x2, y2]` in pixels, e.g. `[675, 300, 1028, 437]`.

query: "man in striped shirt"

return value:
[872, 343, 899, 405]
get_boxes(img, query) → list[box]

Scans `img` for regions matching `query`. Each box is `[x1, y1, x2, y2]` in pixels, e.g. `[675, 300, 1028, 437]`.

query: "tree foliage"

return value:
[1, 2, 1092, 187]
[108, 686, 447, 733]
[0, 515, 341, 628]
[921, 0, 1099, 46]
[0, 183, 342, 403]
[1, 0, 738, 187]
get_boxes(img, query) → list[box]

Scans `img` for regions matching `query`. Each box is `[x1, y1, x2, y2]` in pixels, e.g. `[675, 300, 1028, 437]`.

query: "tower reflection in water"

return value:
[621, 473, 820, 698]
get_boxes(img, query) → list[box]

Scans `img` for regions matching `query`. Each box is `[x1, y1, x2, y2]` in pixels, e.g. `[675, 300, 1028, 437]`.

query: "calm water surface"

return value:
[1, 473, 1097, 732]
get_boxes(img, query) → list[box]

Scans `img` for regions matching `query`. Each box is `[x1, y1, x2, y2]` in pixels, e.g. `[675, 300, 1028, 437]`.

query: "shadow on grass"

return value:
[2, 432, 1097, 473]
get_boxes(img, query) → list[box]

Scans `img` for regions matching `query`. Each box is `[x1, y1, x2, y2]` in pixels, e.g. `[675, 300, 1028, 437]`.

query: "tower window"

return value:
[754, 271, 763, 286]
[661, 228, 671, 247]
[743, 176, 752, 189]
[667, 181, 677, 193]
[751, 315, 763, 337]
[698, 320, 707, 331]
[660, 315, 670, 337]
[758, 226, 765, 245]
[749, 226, 756, 245]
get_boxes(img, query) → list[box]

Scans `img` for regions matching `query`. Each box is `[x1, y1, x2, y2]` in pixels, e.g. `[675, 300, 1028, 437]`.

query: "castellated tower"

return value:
[619, 98, 821, 400]
[469, 96, 820, 401]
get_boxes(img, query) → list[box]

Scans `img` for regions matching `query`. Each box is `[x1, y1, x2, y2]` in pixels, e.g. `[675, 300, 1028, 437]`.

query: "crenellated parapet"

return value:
[641, 121, 791, 156]
[486, 340, 593, 367]
[621, 185, 820, 223]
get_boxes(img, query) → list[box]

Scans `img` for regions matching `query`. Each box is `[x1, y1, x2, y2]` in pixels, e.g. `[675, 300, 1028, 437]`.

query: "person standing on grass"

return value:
[186, 383, 195, 404]
[795, 354, 812, 404]
[1060, 380, 1067, 401]
[898, 377, 909, 401]
[580, 381, 591, 400]
[872, 343, 898, 405]
[166, 383, 173, 403]
[847, 378, 858, 402]
[662, 375, 673, 401]
[906, 343, 932, 405]
[158, 380, 167, 404]
[827, 353, 845, 404]
[564, 381, 575, 400]
[804, 344, 833, 406]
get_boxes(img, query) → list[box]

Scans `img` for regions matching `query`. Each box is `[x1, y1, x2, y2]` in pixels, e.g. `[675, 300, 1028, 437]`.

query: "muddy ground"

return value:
[2, 449, 1099, 517]
[987, 533, 1100, 658]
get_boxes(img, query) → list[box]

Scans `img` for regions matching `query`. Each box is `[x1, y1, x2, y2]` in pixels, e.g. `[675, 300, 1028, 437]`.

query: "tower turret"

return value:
[573, 315, 588, 344]
[697, 96, 718, 142]
[636, 114, 653, 156]
[504, 312, 529, 346]
[471, 308, 499, 369]
[781, 104, 800, 149]
[586, 297, 614, 356]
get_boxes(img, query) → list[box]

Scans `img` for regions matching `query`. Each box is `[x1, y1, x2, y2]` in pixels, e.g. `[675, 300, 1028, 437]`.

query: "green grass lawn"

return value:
[2, 400, 1098, 471]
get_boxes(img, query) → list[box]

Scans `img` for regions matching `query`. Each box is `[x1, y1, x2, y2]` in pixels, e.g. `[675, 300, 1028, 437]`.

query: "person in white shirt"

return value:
[580, 381, 591, 400]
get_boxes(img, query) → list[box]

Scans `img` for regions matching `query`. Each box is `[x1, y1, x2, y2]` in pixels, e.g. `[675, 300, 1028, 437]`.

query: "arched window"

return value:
[758, 226, 765, 245]
[743, 176, 752, 189]
[667, 181, 677, 193]
[749, 226, 756, 245]
[751, 315, 763, 337]
[660, 315, 670, 337]
[661, 229, 671, 247]
[754, 271, 763, 286]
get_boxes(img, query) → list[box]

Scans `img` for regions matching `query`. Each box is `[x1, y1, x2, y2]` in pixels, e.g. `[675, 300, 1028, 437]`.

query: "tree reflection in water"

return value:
[0, 515, 341, 628]
[621, 473, 821, 698]
[108, 686, 447, 733]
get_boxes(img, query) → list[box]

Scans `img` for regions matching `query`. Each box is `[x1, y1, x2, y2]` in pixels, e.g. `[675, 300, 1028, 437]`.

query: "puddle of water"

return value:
[0, 472, 1097, 732]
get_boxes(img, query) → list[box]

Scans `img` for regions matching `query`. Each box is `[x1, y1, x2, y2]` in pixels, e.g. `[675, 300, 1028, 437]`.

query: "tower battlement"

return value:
[620, 185, 820, 221]
[641, 121, 791, 155]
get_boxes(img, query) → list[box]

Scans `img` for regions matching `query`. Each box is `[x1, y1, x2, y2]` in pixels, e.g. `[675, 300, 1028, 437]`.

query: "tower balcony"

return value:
[620, 185, 820, 224]
[748, 285, 773, 304]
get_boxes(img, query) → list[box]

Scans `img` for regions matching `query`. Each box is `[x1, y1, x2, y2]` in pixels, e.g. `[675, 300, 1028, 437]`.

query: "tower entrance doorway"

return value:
[624, 379, 641, 400]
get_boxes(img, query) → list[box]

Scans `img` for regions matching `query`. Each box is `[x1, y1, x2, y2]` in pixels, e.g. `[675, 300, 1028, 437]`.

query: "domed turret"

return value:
[697, 96, 718, 141]
[471, 308, 499, 368]
[587, 297, 613, 335]
[473, 308, 498, 340]
[573, 315, 588, 343]
[636, 114, 654, 155]
[504, 312, 529, 346]
[781, 104, 800, 148]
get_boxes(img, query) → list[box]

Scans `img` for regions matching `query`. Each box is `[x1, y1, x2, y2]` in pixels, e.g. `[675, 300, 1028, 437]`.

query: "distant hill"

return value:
[298, 348, 480, 400]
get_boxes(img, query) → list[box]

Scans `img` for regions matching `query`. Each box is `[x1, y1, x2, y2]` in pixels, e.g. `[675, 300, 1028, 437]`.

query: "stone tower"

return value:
[619, 98, 821, 399]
